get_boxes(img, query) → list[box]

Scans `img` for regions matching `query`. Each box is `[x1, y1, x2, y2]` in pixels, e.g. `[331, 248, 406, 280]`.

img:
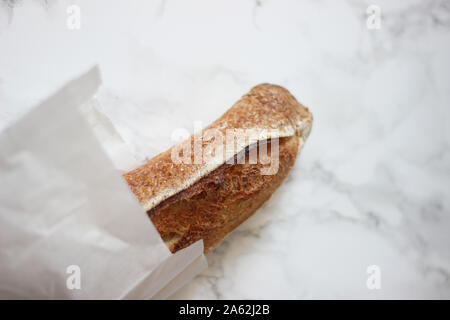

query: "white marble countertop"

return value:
[1, 0, 450, 299]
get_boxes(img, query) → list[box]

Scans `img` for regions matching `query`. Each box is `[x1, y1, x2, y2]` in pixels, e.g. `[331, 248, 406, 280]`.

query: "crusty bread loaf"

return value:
[124, 84, 312, 254]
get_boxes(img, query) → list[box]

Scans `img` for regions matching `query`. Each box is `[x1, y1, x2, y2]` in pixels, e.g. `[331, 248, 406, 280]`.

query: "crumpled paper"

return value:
[0, 66, 207, 299]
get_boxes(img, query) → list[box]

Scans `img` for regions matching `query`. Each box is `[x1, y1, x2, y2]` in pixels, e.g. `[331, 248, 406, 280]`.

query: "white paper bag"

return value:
[0, 66, 207, 299]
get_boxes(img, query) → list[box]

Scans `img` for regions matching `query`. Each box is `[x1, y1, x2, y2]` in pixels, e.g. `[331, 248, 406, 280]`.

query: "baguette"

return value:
[124, 84, 312, 254]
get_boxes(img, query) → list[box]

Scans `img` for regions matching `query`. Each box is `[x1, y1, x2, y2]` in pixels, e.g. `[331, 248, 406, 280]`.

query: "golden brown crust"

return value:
[123, 84, 312, 254]
[123, 84, 312, 212]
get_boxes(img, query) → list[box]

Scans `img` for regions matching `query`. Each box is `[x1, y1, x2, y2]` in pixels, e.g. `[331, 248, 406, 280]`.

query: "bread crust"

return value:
[149, 136, 300, 253]
[123, 84, 312, 253]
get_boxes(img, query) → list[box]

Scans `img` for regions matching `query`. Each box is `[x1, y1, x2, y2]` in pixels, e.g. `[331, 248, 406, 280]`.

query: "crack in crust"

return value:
[123, 84, 312, 213]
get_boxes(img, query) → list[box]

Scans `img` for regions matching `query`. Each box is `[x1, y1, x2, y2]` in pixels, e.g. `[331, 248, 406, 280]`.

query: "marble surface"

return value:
[1, 0, 450, 299]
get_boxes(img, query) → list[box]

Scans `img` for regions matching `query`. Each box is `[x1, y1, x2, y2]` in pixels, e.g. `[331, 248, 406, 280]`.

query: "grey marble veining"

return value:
[1, 0, 449, 299]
